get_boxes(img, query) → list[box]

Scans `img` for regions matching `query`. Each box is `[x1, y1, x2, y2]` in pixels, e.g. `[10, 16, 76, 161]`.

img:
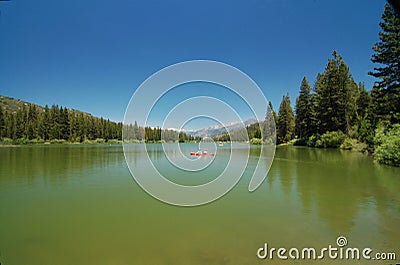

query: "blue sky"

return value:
[0, 0, 385, 124]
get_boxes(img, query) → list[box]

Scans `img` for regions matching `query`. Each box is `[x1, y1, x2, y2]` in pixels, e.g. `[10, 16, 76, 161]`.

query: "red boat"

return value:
[190, 150, 214, 157]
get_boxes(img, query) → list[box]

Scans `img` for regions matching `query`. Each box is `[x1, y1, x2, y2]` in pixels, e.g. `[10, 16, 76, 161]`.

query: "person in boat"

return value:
[191, 149, 213, 156]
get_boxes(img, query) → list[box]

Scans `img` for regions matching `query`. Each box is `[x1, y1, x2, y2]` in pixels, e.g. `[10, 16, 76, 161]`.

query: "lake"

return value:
[0, 144, 399, 264]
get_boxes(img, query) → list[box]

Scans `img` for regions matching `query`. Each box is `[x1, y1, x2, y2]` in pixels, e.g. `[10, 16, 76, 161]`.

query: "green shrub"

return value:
[348, 124, 359, 139]
[315, 139, 323, 148]
[340, 138, 358, 150]
[83, 139, 93, 144]
[250, 138, 262, 145]
[263, 137, 275, 145]
[307, 134, 320, 147]
[374, 124, 400, 166]
[316, 131, 346, 148]
[129, 139, 141, 144]
[27, 138, 45, 144]
[340, 138, 368, 152]
[95, 138, 105, 143]
[307, 132, 346, 148]
[107, 139, 121, 144]
[14, 137, 29, 144]
[0, 137, 14, 144]
[352, 142, 368, 153]
[50, 139, 66, 144]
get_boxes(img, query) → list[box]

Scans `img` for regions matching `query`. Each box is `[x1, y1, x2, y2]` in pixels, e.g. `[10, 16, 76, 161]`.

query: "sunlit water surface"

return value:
[0, 144, 399, 264]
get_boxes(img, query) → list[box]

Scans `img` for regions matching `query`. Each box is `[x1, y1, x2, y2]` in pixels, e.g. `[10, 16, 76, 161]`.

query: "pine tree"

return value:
[58, 107, 70, 140]
[69, 111, 80, 141]
[133, 121, 139, 140]
[262, 101, 277, 144]
[315, 51, 358, 134]
[277, 93, 295, 143]
[26, 105, 38, 139]
[269, 101, 278, 123]
[369, 3, 400, 124]
[77, 112, 86, 142]
[39, 105, 50, 140]
[295, 77, 313, 139]
[356, 83, 370, 119]
[178, 131, 187, 143]
[9, 113, 16, 139]
[342, 66, 359, 134]
[0, 108, 4, 138]
[15, 107, 26, 139]
[49, 105, 56, 139]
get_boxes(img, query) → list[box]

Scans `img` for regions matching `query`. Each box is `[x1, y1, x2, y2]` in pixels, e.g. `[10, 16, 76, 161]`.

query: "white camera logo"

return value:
[123, 60, 276, 206]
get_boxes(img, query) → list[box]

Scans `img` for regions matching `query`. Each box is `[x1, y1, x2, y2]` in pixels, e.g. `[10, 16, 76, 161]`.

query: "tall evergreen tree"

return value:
[89, 118, 95, 139]
[356, 83, 370, 119]
[277, 93, 295, 143]
[269, 101, 278, 124]
[69, 111, 79, 141]
[9, 113, 16, 139]
[315, 51, 358, 134]
[59, 107, 70, 140]
[133, 121, 139, 140]
[343, 68, 359, 134]
[49, 105, 60, 140]
[39, 105, 50, 140]
[0, 108, 4, 138]
[295, 77, 313, 139]
[26, 105, 38, 139]
[369, 3, 400, 125]
[262, 101, 277, 144]
[15, 107, 26, 139]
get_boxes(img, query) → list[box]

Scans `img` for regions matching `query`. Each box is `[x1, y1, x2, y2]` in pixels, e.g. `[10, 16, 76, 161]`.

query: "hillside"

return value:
[0, 95, 43, 113]
[0, 95, 93, 117]
[0, 94, 123, 143]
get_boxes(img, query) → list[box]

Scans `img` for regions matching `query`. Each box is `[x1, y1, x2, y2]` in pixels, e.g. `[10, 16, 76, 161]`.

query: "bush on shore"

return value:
[340, 138, 368, 152]
[250, 138, 262, 145]
[373, 124, 400, 166]
[306, 131, 346, 148]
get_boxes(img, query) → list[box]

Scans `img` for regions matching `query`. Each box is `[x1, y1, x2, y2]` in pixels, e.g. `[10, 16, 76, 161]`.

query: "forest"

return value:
[215, 3, 400, 166]
[0, 103, 123, 144]
[0, 104, 197, 144]
[123, 121, 201, 143]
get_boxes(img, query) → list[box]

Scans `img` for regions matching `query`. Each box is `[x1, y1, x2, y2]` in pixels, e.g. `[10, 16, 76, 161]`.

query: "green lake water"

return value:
[0, 144, 399, 264]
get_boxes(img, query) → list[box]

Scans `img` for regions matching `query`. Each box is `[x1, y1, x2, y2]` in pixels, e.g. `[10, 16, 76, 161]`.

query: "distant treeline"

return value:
[213, 122, 273, 144]
[123, 122, 200, 143]
[0, 105, 198, 144]
[0, 104, 122, 143]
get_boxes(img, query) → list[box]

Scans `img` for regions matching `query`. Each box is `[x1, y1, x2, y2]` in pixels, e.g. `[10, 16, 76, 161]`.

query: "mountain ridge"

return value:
[186, 118, 258, 137]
